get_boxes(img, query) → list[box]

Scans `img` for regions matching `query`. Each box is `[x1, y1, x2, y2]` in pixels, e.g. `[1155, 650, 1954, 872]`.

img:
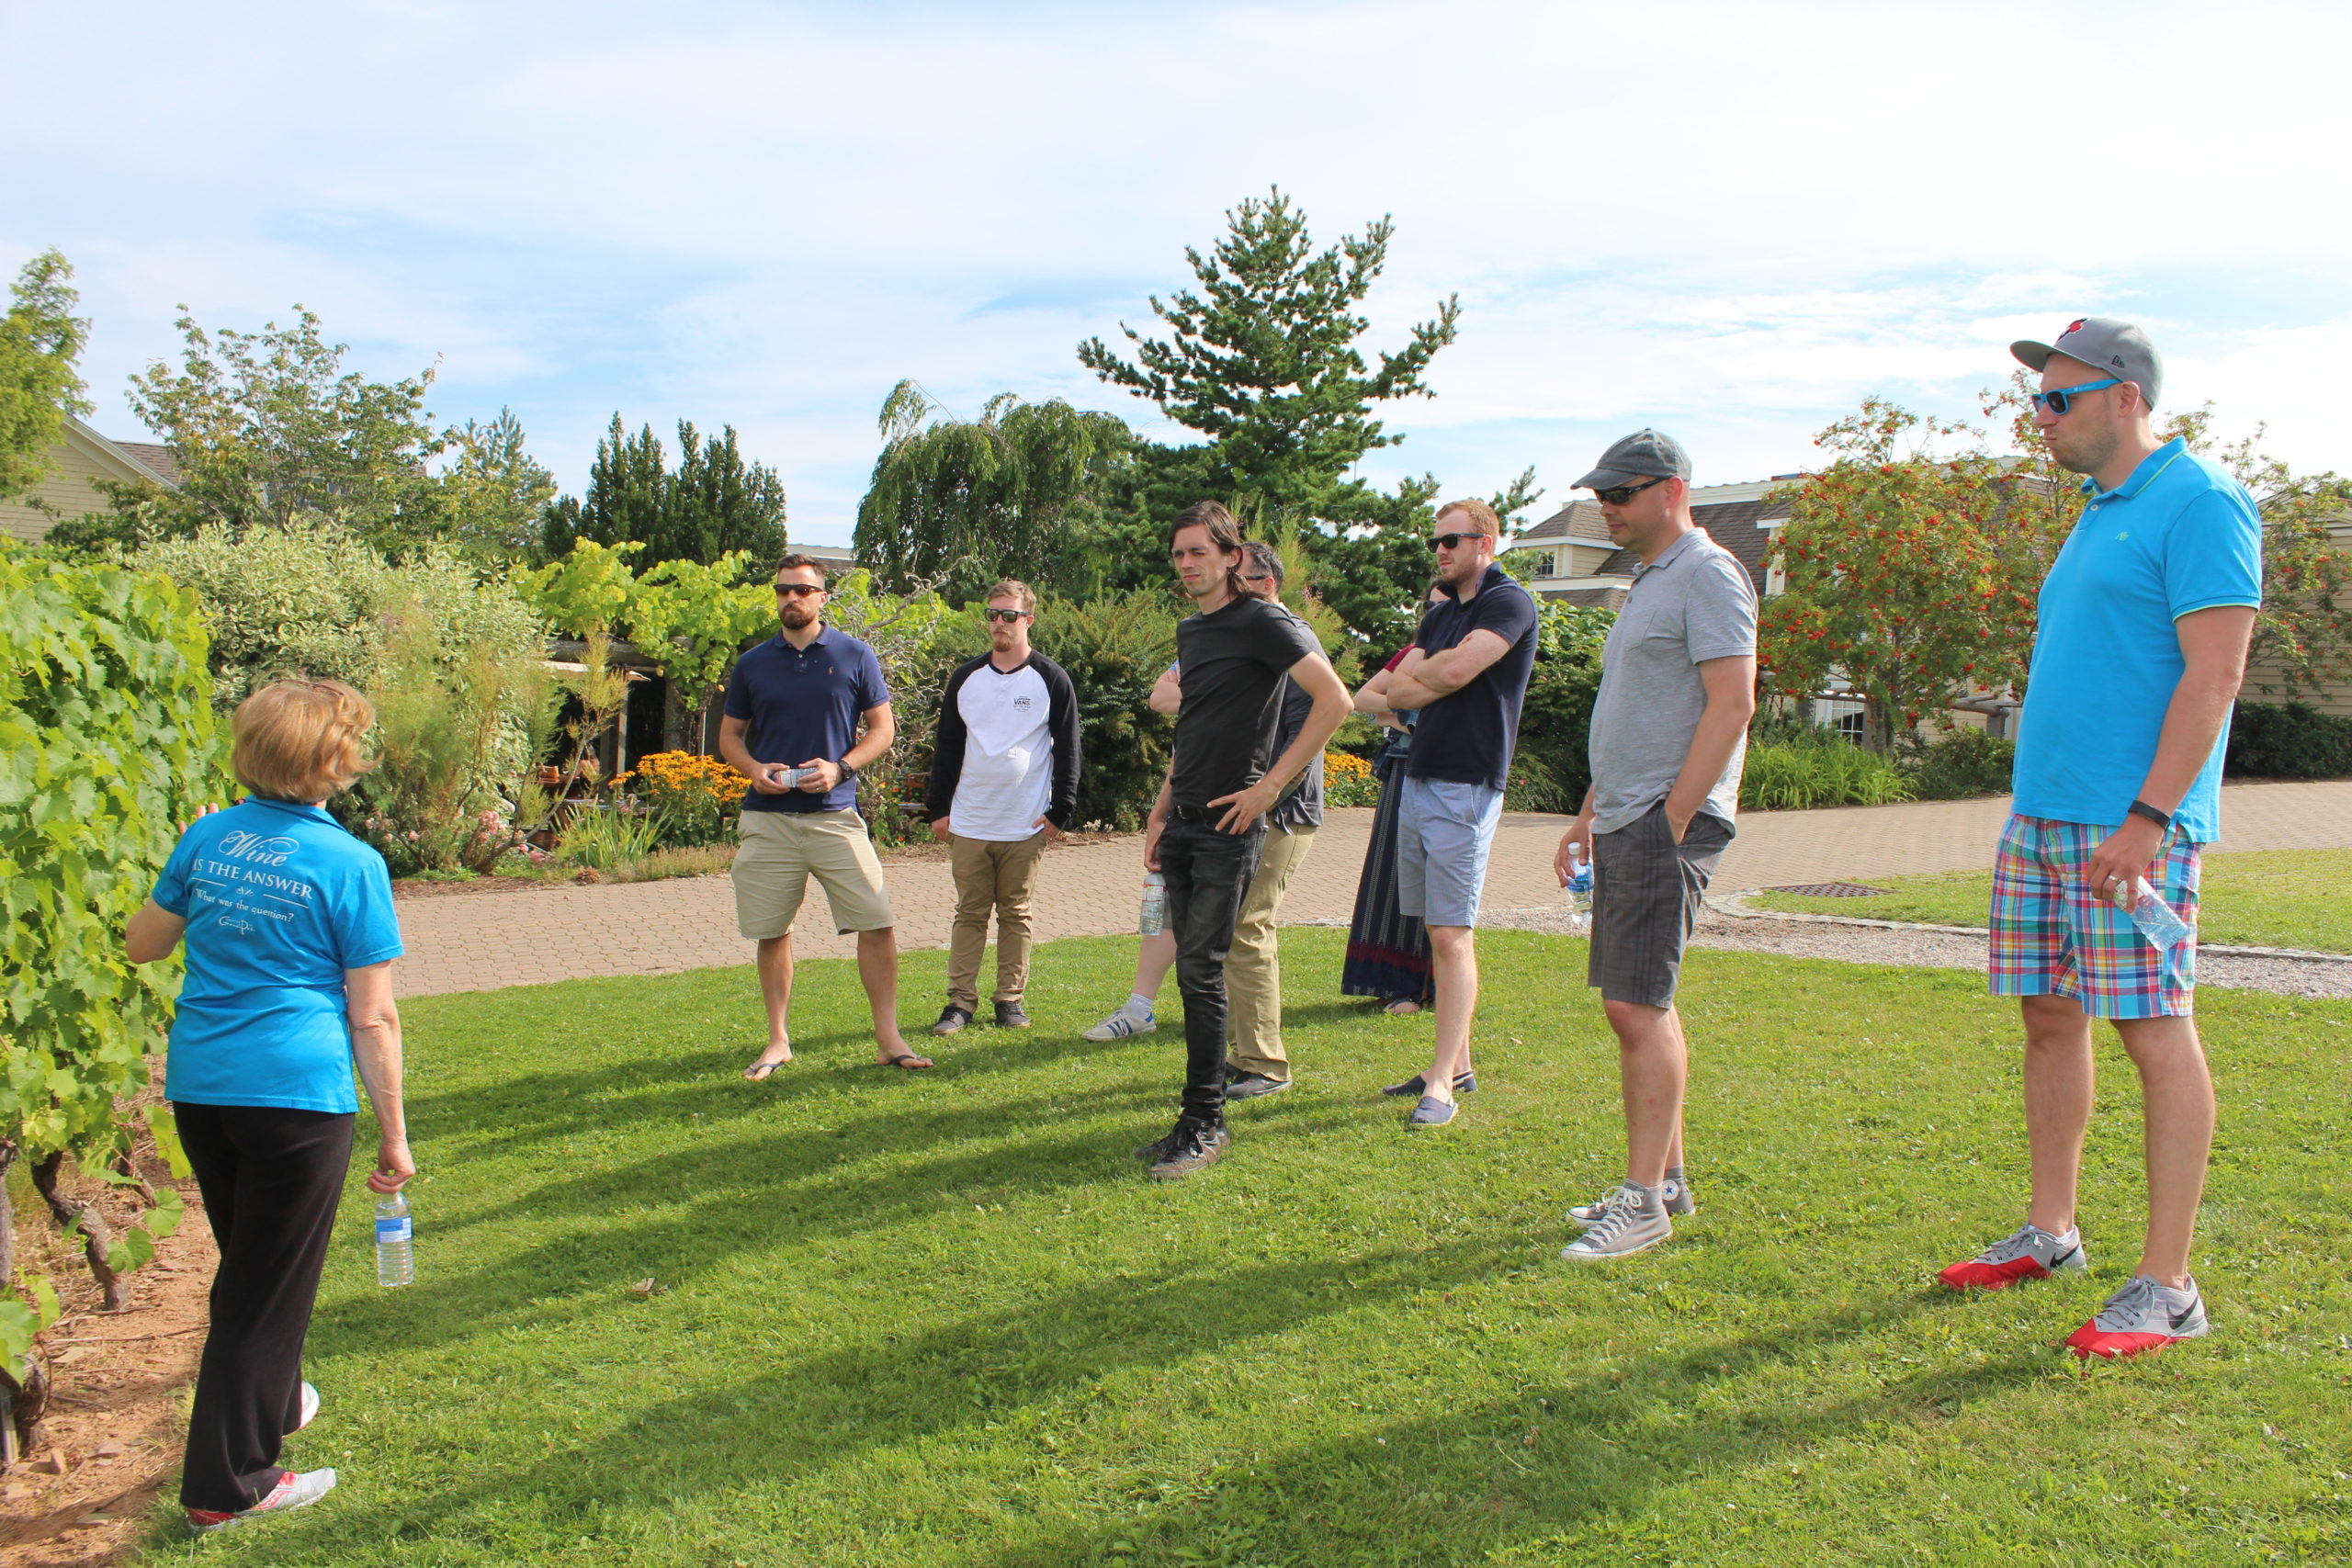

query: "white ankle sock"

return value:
[1127, 992, 1155, 1016]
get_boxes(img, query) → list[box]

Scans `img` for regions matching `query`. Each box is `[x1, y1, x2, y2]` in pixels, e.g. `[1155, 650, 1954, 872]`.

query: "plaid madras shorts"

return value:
[1987, 814, 2200, 1019]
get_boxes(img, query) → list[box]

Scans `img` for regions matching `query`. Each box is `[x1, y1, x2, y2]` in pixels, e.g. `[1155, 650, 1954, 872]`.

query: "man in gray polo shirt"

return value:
[1552, 430, 1758, 1261]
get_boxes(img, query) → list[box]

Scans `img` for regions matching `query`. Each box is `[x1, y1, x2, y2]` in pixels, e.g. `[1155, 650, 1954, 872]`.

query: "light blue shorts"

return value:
[1395, 774, 1505, 929]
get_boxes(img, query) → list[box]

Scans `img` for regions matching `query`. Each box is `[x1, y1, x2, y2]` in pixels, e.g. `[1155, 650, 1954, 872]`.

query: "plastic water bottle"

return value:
[2113, 876, 2191, 950]
[1137, 872, 1168, 936]
[375, 1192, 413, 1288]
[1566, 856, 1593, 935]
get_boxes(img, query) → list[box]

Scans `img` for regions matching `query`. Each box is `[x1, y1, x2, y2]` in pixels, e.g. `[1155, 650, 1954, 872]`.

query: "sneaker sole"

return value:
[1560, 1228, 1672, 1262]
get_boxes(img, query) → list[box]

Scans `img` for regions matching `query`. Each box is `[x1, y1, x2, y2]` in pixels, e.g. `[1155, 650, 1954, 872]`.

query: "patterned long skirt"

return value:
[1340, 761, 1436, 1004]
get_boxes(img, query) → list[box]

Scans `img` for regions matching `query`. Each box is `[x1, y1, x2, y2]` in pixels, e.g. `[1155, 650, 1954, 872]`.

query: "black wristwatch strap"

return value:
[2127, 798, 2171, 830]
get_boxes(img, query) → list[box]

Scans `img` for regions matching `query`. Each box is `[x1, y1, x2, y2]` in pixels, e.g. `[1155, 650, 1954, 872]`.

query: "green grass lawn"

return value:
[161, 932, 2352, 1565]
[1749, 846, 2352, 953]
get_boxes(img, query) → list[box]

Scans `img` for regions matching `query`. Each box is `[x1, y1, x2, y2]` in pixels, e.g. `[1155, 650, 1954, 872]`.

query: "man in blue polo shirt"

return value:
[1937, 319, 2262, 1363]
[721, 554, 928, 1077]
[1380, 498, 1540, 1129]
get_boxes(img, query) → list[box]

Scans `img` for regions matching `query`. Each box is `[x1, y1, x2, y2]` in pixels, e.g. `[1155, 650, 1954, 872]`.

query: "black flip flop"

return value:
[879, 1053, 934, 1070]
[742, 1055, 791, 1081]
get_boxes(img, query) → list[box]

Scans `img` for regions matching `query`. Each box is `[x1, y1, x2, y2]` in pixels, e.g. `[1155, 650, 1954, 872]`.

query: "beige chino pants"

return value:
[944, 830, 1050, 1010]
[1224, 825, 1315, 1082]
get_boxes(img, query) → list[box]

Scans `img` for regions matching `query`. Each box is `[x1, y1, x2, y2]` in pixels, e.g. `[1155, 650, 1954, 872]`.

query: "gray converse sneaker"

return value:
[2066, 1274, 2210, 1360]
[1083, 1000, 1156, 1042]
[1570, 1177, 1694, 1227]
[1560, 1183, 1672, 1260]
[1938, 1223, 2086, 1291]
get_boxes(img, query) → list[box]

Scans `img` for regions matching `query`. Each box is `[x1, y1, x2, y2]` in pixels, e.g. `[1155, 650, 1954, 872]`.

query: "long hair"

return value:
[1170, 500, 1250, 600]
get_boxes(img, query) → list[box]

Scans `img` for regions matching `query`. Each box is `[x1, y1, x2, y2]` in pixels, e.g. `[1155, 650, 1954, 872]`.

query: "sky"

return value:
[7, 0, 2350, 547]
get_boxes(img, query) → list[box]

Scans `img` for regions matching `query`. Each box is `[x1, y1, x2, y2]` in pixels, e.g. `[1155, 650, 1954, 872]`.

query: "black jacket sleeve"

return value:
[925, 658, 983, 822]
[1038, 654, 1082, 829]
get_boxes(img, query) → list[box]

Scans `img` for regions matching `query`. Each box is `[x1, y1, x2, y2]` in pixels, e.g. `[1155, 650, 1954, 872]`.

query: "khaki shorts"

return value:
[733, 809, 895, 939]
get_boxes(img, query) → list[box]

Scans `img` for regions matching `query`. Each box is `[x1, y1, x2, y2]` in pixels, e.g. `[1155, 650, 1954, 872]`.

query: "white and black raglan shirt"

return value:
[924, 651, 1081, 840]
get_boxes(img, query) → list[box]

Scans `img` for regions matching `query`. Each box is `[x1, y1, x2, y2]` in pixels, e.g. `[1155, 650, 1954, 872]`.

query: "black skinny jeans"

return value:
[175, 1103, 355, 1513]
[1158, 815, 1268, 1126]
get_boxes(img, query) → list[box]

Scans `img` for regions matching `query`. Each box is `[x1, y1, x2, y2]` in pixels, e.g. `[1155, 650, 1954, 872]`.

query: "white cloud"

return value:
[6, 0, 2348, 541]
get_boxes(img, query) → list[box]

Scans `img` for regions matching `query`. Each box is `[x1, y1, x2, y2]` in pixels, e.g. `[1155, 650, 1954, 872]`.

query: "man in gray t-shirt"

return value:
[1550, 430, 1758, 1263]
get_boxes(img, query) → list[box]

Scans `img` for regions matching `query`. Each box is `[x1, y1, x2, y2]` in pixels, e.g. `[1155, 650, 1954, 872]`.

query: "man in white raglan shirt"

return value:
[925, 579, 1082, 1035]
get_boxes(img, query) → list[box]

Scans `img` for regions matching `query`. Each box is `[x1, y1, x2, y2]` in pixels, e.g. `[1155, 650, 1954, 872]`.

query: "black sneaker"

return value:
[1224, 1071, 1293, 1100]
[930, 1005, 973, 1036]
[1147, 1122, 1229, 1180]
[993, 999, 1032, 1029]
[1380, 1071, 1477, 1098]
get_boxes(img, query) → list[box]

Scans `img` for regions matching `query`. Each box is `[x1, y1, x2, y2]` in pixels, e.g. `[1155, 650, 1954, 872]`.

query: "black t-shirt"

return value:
[1404, 563, 1540, 791]
[1170, 596, 1323, 811]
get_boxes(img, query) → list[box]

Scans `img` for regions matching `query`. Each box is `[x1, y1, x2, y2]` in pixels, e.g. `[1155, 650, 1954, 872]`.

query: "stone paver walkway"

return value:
[392, 780, 2352, 998]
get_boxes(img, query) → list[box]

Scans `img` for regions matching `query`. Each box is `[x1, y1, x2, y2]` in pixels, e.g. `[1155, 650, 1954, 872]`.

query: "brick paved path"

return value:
[392, 781, 2352, 998]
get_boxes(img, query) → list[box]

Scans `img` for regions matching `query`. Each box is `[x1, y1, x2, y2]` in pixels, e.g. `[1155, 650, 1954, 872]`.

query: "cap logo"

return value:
[2064, 319, 2086, 334]
[2110, 355, 2124, 367]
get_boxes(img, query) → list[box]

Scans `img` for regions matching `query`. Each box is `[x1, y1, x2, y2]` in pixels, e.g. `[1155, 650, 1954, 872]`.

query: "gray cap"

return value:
[1574, 428, 1691, 491]
[2010, 317, 2163, 409]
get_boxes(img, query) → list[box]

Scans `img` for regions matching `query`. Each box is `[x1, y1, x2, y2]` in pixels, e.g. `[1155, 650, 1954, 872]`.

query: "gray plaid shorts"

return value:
[1586, 803, 1734, 1009]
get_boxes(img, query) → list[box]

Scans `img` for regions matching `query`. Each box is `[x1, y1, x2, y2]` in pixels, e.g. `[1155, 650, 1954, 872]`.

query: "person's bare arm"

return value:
[799, 703, 896, 794]
[1387, 629, 1512, 711]
[1354, 666, 1408, 729]
[719, 715, 795, 795]
[2085, 604, 2257, 896]
[345, 962, 415, 1193]
[1208, 653, 1351, 833]
[1143, 769, 1173, 872]
[1661, 655, 1758, 842]
[126, 901, 188, 964]
[1148, 667, 1183, 716]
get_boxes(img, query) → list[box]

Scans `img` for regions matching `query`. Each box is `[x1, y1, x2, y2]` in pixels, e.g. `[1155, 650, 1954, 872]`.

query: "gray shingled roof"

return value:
[1515, 498, 1610, 544]
[112, 441, 183, 488]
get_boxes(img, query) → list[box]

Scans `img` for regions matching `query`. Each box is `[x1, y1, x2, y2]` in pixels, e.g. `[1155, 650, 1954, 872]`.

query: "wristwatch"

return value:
[837, 758, 859, 781]
[2126, 799, 2171, 831]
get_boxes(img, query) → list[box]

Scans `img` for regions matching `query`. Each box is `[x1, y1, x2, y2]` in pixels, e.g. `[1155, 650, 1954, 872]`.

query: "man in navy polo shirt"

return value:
[1380, 498, 1540, 1130]
[720, 553, 928, 1077]
[1937, 319, 2261, 1362]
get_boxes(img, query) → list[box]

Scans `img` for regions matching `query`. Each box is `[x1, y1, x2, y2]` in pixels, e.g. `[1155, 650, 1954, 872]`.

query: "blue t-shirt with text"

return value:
[152, 797, 404, 1113]
[2012, 438, 2263, 842]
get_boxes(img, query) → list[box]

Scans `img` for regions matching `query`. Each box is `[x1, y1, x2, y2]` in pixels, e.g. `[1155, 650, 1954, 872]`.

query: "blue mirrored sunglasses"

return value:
[2030, 377, 2122, 416]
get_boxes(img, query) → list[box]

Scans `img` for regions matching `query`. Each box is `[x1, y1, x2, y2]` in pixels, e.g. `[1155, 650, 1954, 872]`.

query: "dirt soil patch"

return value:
[3, 1153, 212, 1566]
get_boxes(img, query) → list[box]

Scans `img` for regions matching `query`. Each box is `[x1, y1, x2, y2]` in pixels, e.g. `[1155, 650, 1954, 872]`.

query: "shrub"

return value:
[1028, 592, 1179, 830]
[558, 802, 661, 869]
[1513, 604, 1613, 807]
[0, 550, 223, 1340]
[1323, 748, 1378, 807]
[1503, 750, 1572, 814]
[629, 750, 751, 847]
[1739, 729, 1914, 811]
[2226, 701, 2352, 779]
[1905, 728, 2017, 800]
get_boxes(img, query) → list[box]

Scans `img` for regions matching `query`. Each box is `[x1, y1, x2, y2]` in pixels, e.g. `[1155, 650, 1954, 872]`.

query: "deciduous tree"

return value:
[0, 248, 90, 504]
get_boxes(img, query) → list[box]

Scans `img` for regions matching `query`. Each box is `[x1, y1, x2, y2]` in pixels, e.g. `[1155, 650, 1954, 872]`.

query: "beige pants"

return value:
[733, 809, 895, 938]
[1225, 825, 1315, 1080]
[945, 830, 1050, 1010]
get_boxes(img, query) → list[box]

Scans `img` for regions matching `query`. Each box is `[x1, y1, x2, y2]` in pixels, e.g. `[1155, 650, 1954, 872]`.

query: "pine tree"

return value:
[541, 416, 786, 570]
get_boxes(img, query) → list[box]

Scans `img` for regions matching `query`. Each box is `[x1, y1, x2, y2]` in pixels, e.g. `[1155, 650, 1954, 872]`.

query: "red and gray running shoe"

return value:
[2066, 1274, 2209, 1360]
[1938, 1223, 2086, 1291]
[186, 1468, 338, 1534]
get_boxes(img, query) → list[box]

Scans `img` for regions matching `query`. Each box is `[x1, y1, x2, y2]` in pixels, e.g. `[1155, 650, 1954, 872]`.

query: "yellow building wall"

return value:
[0, 437, 135, 544]
[2244, 525, 2352, 716]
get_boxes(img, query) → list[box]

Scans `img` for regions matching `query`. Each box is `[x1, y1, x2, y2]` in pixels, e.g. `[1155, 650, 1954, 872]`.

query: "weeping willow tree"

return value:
[853, 380, 1139, 604]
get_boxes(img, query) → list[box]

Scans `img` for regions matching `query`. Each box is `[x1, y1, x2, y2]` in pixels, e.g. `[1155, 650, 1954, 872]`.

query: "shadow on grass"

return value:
[967, 1288, 2036, 1567]
[263, 1238, 1519, 1556]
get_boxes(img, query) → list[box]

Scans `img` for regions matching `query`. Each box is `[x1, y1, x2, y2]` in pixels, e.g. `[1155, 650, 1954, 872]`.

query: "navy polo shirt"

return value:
[1404, 562, 1540, 792]
[722, 625, 891, 813]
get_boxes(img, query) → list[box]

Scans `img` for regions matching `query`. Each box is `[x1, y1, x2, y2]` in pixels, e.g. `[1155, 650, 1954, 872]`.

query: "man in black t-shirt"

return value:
[1136, 502, 1350, 1179]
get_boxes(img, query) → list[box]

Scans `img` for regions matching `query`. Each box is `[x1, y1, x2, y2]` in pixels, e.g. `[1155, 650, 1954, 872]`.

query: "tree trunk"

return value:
[0, 1142, 51, 1463]
[29, 1153, 126, 1314]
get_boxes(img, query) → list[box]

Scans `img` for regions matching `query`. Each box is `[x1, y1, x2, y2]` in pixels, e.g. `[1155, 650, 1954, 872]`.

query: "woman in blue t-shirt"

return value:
[125, 680, 413, 1533]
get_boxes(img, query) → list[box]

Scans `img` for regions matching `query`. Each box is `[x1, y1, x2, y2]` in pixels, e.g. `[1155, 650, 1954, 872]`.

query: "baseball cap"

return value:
[1574, 429, 1691, 491]
[2010, 317, 2163, 409]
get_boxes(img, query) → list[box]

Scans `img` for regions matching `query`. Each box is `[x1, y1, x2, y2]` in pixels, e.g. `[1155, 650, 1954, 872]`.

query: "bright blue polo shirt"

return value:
[2011, 438, 2262, 842]
[721, 624, 891, 813]
[152, 797, 404, 1113]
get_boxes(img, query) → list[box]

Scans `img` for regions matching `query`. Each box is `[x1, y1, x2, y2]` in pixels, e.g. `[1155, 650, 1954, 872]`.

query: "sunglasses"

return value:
[1427, 532, 1487, 551]
[2030, 377, 2122, 416]
[984, 607, 1028, 623]
[1593, 475, 1670, 506]
[775, 582, 825, 598]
